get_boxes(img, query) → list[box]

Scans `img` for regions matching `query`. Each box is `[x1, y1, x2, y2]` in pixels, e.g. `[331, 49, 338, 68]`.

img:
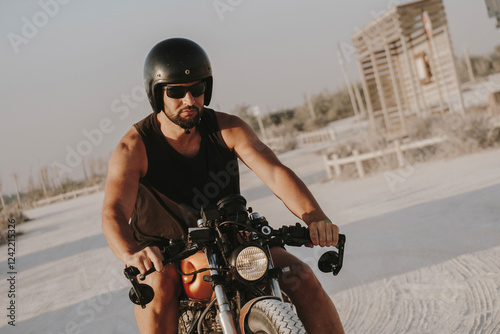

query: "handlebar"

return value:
[124, 244, 199, 280]
[124, 222, 346, 308]
[125, 222, 345, 280]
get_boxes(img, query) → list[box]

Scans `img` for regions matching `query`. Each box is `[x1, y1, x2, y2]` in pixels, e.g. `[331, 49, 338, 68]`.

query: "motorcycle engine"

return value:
[206, 308, 222, 333]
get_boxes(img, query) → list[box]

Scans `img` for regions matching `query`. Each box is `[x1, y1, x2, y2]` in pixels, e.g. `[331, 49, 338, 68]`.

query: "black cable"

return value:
[197, 297, 218, 334]
[176, 266, 230, 276]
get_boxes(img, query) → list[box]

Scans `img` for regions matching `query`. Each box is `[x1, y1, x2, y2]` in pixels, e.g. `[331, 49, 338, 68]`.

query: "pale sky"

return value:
[0, 0, 498, 195]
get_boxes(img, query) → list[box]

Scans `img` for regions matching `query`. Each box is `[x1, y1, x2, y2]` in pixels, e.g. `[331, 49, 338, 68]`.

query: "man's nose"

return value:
[182, 91, 196, 105]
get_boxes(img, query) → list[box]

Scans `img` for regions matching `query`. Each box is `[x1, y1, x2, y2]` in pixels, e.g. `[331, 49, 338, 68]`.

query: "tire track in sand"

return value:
[332, 246, 500, 333]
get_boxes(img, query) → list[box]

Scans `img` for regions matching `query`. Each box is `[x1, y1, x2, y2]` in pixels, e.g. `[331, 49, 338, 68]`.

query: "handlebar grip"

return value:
[279, 223, 310, 246]
[286, 223, 310, 239]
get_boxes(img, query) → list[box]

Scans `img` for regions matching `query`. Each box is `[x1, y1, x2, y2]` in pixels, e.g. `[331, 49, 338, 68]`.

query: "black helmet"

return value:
[144, 38, 213, 113]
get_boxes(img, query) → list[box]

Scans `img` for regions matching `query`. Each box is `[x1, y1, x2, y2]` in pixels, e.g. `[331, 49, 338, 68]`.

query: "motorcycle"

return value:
[124, 195, 345, 334]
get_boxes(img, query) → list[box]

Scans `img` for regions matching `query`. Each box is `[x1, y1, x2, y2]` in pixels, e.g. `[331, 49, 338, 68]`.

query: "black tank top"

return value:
[130, 108, 240, 244]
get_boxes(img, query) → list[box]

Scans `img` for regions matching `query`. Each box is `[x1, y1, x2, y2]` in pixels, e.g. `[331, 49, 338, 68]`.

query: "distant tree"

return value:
[96, 156, 106, 177]
[11, 173, 21, 207]
[312, 88, 353, 121]
[472, 55, 493, 77]
[85, 156, 108, 186]
[87, 157, 97, 184]
[456, 44, 500, 82]
[238, 86, 357, 134]
[38, 166, 50, 198]
[455, 56, 470, 83]
[26, 170, 39, 201]
[491, 45, 500, 73]
[230, 103, 260, 132]
[268, 109, 295, 126]
[0, 177, 5, 210]
[287, 88, 354, 132]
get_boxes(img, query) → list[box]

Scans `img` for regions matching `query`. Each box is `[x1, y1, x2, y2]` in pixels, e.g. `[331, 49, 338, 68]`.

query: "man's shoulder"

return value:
[116, 127, 146, 157]
[212, 111, 257, 151]
[213, 110, 243, 129]
[109, 126, 148, 176]
[134, 112, 156, 132]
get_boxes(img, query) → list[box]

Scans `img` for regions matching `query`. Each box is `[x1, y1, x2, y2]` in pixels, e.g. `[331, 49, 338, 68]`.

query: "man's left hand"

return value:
[308, 219, 339, 247]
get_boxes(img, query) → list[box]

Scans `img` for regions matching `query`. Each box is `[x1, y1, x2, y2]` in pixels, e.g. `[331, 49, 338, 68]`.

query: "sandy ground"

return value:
[1, 145, 499, 334]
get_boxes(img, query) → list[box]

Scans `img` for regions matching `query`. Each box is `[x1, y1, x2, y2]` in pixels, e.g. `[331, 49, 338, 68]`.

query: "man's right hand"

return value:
[126, 246, 165, 275]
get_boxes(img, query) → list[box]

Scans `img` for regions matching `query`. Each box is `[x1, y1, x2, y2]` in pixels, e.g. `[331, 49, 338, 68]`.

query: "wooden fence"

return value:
[298, 127, 337, 145]
[323, 137, 446, 179]
[34, 185, 101, 207]
[264, 127, 337, 152]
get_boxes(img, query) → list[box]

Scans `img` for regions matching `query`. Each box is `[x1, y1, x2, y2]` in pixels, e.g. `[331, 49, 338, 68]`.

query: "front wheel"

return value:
[246, 299, 306, 334]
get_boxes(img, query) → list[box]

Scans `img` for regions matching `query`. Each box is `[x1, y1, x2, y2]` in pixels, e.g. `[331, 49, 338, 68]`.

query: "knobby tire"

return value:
[246, 299, 306, 334]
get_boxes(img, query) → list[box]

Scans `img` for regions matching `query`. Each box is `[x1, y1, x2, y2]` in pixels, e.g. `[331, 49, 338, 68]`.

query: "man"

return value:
[102, 38, 344, 334]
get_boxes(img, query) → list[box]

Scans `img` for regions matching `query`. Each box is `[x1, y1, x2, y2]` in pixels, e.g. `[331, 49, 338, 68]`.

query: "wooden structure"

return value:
[490, 90, 500, 116]
[353, 0, 465, 138]
[485, 0, 500, 28]
[34, 185, 101, 207]
[323, 136, 446, 179]
[298, 127, 337, 145]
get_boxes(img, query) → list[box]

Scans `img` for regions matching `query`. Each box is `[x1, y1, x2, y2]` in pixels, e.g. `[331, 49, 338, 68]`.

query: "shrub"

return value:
[0, 205, 29, 245]
[325, 111, 500, 180]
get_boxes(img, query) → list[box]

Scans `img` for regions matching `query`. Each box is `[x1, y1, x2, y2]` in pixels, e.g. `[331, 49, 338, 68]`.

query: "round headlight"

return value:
[235, 246, 268, 281]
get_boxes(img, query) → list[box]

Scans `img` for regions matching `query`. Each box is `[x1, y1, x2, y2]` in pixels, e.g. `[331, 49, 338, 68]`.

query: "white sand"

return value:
[1, 146, 499, 333]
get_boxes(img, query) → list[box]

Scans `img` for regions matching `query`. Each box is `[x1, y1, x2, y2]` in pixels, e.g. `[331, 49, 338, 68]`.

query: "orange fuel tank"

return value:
[180, 251, 213, 301]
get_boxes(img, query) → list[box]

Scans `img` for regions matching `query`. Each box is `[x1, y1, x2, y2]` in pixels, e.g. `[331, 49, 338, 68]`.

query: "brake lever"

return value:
[135, 245, 200, 280]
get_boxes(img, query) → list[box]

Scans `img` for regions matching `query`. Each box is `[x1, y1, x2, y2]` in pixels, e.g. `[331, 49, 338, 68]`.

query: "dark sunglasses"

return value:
[163, 81, 206, 99]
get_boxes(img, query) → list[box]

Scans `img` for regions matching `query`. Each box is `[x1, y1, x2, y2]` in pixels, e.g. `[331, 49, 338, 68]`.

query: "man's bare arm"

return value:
[101, 128, 164, 273]
[217, 112, 339, 247]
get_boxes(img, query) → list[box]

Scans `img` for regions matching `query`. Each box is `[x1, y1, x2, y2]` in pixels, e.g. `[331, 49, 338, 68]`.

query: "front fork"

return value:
[205, 247, 238, 334]
[204, 246, 284, 334]
[266, 248, 283, 301]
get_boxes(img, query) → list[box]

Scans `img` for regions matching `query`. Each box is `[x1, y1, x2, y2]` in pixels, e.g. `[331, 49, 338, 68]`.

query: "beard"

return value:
[164, 106, 203, 130]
